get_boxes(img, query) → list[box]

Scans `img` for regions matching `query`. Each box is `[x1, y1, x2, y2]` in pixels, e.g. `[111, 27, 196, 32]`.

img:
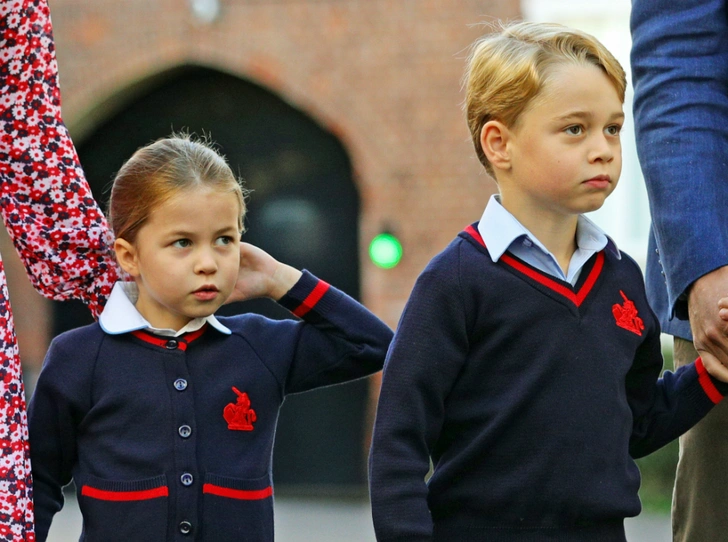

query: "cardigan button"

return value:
[178, 521, 193, 535]
[180, 472, 194, 486]
[166, 339, 179, 350]
[179, 425, 192, 438]
[174, 379, 188, 391]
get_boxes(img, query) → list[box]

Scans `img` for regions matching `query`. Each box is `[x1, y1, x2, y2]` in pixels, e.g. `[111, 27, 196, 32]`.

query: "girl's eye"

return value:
[565, 125, 583, 135]
[172, 239, 191, 248]
[606, 124, 622, 136]
[215, 236, 233, 246]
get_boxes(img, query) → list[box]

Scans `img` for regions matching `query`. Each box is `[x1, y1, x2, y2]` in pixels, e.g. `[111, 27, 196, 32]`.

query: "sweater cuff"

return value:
[277, 270, 340, 320]
[695, 357, 728, 404]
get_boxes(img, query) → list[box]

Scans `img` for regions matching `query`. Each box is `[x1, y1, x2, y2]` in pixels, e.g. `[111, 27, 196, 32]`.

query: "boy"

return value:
[368, 21, 728, 542]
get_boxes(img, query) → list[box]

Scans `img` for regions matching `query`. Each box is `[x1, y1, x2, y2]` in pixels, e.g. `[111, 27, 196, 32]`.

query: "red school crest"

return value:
[223, 387, 257, 431]
[612, 290, 644, 336]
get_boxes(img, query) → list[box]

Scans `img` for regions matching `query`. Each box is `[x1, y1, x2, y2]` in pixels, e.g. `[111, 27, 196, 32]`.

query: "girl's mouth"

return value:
[193, 286, 219, 301]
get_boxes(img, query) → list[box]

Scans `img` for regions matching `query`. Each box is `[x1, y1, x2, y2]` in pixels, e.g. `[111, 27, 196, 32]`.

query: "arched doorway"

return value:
[55, 66, 368, 490]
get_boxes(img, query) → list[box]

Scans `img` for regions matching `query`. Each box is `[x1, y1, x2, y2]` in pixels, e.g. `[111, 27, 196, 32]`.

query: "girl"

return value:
[27, 135, 393, 541]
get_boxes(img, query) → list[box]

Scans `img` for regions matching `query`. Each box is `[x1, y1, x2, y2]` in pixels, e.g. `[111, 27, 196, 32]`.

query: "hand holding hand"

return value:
[226, 242, 303, 304]
[690, 265, 728, 382]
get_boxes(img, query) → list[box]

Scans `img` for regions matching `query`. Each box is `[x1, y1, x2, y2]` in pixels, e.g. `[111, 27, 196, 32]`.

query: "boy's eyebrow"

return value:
[554, 111, 626, 122]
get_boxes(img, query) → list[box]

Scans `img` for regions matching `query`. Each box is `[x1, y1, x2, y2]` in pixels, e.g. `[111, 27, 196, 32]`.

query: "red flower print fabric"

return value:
[0, 1, 118, 539]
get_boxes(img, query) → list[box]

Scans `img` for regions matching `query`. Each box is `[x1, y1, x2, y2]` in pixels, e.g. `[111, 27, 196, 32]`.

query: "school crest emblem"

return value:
[223, 387, 257, 431]
[612, 290, 644, 336]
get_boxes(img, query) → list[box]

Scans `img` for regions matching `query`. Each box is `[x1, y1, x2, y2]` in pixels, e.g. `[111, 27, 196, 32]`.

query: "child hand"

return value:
[697, 297, 728, 382]
[719, 297, 728, 322]
[226, 242, 303, 303]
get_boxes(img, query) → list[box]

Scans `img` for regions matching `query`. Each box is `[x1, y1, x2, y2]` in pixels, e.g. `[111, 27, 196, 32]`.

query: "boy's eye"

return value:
[565, 125, 583, 135]
[215, 236, 234, 246]
[172, 239, 191, 248]
[605, 124, 622, 136]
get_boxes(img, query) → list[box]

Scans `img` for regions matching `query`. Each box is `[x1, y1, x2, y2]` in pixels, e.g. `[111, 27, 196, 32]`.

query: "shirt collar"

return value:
[477, 194, 620, 262]
[99, 282, 231, 336]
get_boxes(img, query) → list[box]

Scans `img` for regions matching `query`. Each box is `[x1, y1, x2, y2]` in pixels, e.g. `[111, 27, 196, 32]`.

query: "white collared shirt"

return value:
[477, 195, 621, 285]
[99, 282, 231, 336]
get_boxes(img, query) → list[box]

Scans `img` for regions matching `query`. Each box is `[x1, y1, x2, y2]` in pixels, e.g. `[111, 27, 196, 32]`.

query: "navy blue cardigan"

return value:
[29, 271, 392, 541]
[369, 225, 728, 542]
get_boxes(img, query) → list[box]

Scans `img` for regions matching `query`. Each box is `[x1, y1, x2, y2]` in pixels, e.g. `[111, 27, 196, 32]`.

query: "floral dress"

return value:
[0, 1, 118, 539]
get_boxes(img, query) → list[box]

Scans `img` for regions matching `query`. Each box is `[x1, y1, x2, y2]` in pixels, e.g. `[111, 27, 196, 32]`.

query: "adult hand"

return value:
[226, 242, 302, 304]
[690, 265, 728, 382]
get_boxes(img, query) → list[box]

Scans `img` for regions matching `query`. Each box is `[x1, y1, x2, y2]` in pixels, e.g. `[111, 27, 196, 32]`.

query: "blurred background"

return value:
[1, 0, 674, 539]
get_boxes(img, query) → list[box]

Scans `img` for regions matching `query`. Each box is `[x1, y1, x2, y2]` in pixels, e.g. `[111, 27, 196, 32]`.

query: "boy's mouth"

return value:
[583, 175, 611, 189]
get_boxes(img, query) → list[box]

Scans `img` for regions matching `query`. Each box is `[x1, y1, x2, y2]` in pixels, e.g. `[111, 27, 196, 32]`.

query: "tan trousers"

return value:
[672, 338, 728, 542]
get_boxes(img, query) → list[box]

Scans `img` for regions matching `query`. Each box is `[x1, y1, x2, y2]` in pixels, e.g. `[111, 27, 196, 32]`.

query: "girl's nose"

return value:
[194, 249, 219, 274]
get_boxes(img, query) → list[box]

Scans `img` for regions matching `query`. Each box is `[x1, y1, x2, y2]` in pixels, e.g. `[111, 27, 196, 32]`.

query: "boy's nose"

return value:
[589, 136, 615, 163]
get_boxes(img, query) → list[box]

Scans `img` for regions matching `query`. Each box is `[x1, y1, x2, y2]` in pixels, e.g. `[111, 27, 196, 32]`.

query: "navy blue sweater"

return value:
[369, 225, 727, 542]
[28, 271, 393, 542]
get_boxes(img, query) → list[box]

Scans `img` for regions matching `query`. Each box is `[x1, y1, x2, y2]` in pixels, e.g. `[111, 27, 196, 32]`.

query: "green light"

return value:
[369, 233, 403, 269]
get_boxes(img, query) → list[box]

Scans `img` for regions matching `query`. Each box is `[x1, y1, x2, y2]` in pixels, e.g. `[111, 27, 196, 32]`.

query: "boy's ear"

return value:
[480, 120, 512, 171]
[114, 238, 141, 277]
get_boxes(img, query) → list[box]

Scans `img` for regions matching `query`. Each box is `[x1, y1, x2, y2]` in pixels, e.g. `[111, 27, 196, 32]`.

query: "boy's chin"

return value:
[576, 195, 611, 214]
[582, 203, 606, 214]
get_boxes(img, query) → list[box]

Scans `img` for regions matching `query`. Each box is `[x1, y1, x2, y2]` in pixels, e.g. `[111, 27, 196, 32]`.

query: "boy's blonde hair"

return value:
[464, 21, 626, 176]
[108, 133, 246, 243]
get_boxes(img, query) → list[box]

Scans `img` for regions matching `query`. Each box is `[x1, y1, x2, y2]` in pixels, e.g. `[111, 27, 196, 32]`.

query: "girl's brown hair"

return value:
[108, 134, 246, 242]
